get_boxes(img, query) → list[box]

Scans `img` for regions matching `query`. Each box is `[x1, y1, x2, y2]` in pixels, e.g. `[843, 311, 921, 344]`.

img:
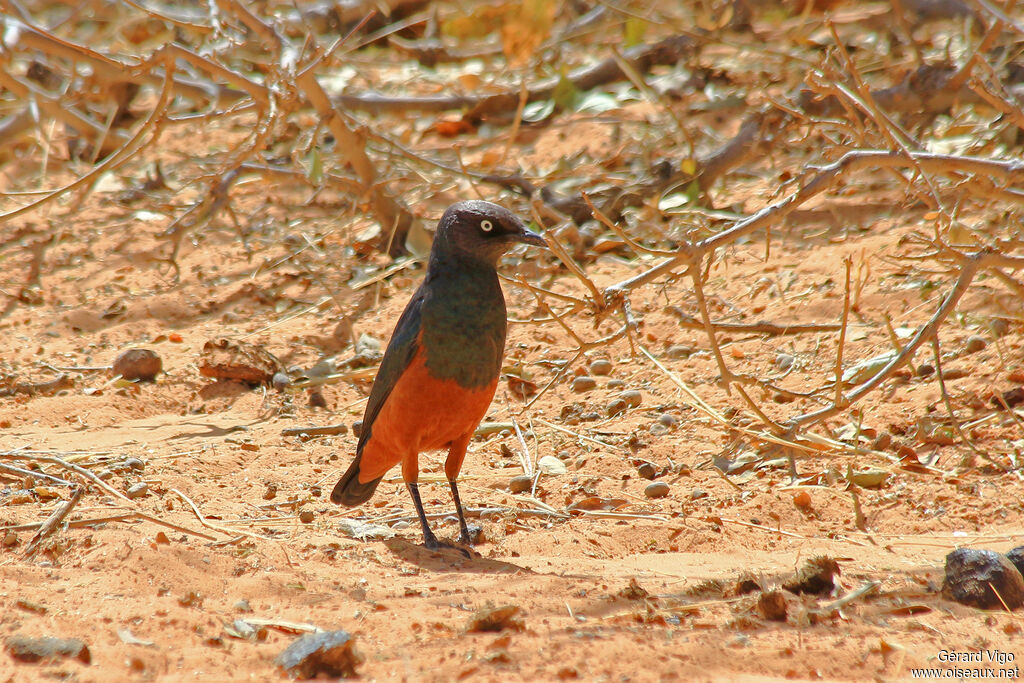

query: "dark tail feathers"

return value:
[331, 454, 383, 506]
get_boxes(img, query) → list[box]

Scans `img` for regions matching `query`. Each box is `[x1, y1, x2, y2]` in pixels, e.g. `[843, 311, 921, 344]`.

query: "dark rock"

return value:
[1006, 547, 1024, 577]
[617, 578, 648, 600]
[112, 348, 162, 382]
[467, 605, 524, 633]
[993, 388, 1024, 410]
[276, 630, 362, 679]
[351, 421, 362, 438]
[943, 548, 1024, 609]
[732, 574, 761, 595]
[6, 636, 91, 664]
[782, 556, 840, 595]
[637, 463, 657, 480]
[757, 590, 788, 622]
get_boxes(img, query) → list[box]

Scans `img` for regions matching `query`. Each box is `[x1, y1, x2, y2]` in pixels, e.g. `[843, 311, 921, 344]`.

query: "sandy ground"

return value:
[2, 59, 1024, 683]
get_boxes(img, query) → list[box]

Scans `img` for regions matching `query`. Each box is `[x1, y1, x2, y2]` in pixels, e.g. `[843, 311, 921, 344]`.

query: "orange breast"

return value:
[356, 350, 498, 483]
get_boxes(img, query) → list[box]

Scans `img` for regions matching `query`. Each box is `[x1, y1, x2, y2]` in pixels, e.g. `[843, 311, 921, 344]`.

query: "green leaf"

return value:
[624, 17, 647, 47]
[305, 147, 323, 185]
[551, 68, 580, 111]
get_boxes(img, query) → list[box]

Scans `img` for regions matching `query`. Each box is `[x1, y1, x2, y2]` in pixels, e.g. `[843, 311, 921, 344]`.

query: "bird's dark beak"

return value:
[512, 227, 548, 248]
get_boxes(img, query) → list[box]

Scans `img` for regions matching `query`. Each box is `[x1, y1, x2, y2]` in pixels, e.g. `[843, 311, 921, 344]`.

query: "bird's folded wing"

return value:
[357, 287, 425, 453]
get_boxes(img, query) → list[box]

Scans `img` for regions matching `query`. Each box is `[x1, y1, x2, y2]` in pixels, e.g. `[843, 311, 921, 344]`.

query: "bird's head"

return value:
[431, 200, 547, 266]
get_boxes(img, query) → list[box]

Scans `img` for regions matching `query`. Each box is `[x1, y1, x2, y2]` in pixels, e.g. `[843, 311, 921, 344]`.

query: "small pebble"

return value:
[112, 348, 162, 382]
[355, 334, 381, 354]
[96, 469, 113, 481]
[990, 318, 1010, 337]
[124, 457, 145, 471]
[648, 423, 669, 436]
[607, 379, 626, 389]
[665, 345, 693, 359]
[3, 530, 17, 547]
[896, 443, 917, 459]
[964, 335, 987, 353]
[644, 482, 670, 499]
[351, 421, 362, 438]
[637, 463, 657, 480]
[272, 372, 291, 390]
[1006, 546, 1024, 577]
[588, 359, 613, 376]
[299, 510, 314, 524]
[509, 475, 532, 493]
[126, 482, 148, 499]
[756, 590, 788, 622]
[872, 432, 893, 451]
[774, 353, 795, 371]
[943, 548, 1024, 609]
[308, 390, 327, 408]
[916, 363, 935, 378]
[233, 599, 253, 613]
[606, 398, 628, 417]
[571, 376, 597, 393]
[691, 488, 708, 500]
[619, 390, 642, 408]
[657, 414, 678, 428]
[6, 636, 91, 664]
[580, 412, 600, 421]
[276, 630, 362, 679]
[263, 484, 277, 500]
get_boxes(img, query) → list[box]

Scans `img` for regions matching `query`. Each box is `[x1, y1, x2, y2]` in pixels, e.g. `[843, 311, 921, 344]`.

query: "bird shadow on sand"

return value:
[383, 538, 534, 575]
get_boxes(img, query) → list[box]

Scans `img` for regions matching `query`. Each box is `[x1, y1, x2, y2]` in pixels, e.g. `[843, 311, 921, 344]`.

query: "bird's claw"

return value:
[424, 537, 475, 559]
[458, 524, 483, 546]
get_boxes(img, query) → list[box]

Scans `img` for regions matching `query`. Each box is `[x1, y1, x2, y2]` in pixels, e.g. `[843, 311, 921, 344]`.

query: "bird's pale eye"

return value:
[480, 219, 494, 233]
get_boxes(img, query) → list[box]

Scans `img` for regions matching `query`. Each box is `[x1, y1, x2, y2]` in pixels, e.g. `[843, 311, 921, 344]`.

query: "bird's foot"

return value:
[423, 534, 476, 559]
[458, 524, 483, 546]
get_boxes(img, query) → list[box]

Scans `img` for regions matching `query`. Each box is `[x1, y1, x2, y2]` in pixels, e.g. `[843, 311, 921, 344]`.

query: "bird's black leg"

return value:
[406, 482, 441, 549]
[448, 479, 479, 546]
